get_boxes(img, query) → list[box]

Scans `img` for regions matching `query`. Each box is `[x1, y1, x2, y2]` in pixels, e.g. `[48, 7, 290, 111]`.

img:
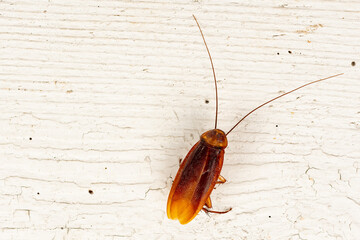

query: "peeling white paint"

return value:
[0, 0, 359, 239]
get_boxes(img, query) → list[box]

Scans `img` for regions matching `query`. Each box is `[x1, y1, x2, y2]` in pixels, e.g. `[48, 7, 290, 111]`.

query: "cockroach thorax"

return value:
[200, 129, 228, 149]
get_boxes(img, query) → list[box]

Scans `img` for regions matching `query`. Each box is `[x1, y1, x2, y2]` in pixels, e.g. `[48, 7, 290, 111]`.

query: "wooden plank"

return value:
[0, 0, 359, 239]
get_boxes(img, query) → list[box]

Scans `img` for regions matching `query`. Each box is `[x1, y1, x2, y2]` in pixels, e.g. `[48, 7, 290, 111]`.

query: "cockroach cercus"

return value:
[166, 15, 343, 225]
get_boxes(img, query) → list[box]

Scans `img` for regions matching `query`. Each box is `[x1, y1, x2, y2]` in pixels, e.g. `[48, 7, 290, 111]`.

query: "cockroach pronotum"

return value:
[166, 15, 343, 225]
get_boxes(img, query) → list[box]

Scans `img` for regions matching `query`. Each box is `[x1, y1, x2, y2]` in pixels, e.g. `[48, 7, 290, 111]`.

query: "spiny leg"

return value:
[202, 195, 231, 215]
[205, 197, 212, 209]
[202, 207, 232, 215]
[216, 175, 226, 184]
[205, 177, 225, 209]
[202, 176, 231, 214]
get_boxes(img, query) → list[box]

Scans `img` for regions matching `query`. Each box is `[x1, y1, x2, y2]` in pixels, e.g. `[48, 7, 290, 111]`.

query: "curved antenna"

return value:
[226, 73, 344, 136]
[193, 15, 219, 129]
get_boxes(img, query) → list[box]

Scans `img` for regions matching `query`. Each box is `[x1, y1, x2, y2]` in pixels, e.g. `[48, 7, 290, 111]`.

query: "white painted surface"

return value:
[0, 0, 359, 239]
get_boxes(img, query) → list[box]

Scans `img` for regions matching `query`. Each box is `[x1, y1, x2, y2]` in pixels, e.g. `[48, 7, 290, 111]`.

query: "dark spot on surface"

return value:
[205, 99, 209, 104]
[105, 167, 107, 170]
[277, 52, 279, 55]
[61, 227, 64, 230]
[351, 61, 356, 66]
[269, 216, 271, 218]
[275, 125, 278, 127]
[37, 192, 40, 195]
[288, 50, 292, 54]
[88, 190, 94, 194]
[29, 137, 32, 140]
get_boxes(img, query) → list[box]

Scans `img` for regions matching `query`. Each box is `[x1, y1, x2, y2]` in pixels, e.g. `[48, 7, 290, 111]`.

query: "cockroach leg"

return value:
[216, 175, 226, 184]
[202, 207, 232, 215]
[178, 158, 182, 166]
[205, 197, 212, 208]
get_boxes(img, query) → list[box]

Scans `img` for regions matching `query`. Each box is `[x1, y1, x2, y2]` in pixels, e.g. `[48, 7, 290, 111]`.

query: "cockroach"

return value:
[166, 15, 343, 225]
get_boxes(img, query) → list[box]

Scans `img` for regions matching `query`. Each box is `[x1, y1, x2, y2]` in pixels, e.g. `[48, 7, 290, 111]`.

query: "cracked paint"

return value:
[0, 1, 359, 240]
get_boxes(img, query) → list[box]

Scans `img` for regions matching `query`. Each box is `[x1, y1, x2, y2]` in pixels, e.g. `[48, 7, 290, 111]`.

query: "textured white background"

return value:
[0, 0, 359, 239]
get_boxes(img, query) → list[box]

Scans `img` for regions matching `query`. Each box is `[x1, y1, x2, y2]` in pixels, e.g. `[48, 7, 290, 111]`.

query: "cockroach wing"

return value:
[167, 141, 224, 224]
